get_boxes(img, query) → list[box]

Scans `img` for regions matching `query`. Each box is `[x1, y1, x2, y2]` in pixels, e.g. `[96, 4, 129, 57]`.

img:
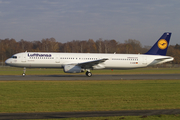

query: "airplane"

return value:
[5, 32, 174, 77]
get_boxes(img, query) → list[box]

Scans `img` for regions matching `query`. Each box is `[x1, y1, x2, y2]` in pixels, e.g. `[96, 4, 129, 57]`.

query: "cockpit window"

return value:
[11, 56, 17, 59]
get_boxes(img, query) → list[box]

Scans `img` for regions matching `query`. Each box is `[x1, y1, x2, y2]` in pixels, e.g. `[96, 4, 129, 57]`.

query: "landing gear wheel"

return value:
[22, 73, 26, 77]
[86, 71, 92, 77]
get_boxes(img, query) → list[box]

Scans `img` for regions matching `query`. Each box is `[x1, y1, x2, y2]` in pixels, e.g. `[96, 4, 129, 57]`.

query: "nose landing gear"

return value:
[22, 67, 26, 77]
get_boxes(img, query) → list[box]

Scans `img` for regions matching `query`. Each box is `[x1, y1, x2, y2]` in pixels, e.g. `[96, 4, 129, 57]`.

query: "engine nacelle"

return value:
[63, 65, 83, 73]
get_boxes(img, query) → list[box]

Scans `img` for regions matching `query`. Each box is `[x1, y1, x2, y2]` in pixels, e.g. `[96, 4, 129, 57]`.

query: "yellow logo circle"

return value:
[158, 39, 168, 49]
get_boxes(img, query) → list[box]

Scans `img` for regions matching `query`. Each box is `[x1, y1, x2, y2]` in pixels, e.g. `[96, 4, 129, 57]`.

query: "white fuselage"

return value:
[5, 52, 174, 69]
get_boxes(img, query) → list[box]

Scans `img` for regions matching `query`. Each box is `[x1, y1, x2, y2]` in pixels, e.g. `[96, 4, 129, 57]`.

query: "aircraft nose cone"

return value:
[5, 59, 10, 65]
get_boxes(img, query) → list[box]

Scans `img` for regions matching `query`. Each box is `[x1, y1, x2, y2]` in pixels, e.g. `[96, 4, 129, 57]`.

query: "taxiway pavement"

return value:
[0, 74, 180, 81]
[1, 109, 180, 119]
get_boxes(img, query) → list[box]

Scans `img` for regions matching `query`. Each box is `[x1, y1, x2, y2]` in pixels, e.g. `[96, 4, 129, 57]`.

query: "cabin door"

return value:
[55, 55, 60, 63]
[142, 56, 147, 65]
[21, 53, 26, 62]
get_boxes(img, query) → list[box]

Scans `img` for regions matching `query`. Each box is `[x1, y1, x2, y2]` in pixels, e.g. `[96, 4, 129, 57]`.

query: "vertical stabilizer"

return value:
[145, 32, 171, 56]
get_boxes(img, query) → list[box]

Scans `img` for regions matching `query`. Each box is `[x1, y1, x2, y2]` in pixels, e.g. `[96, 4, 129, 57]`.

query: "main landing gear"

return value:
[21, 67, 92, 77]
[22, 67, 26, 77]
[86, 70, 92, 77]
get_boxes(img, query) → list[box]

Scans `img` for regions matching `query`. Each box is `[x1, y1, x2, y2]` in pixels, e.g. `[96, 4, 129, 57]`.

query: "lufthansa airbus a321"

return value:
[5, 32, 174, 77]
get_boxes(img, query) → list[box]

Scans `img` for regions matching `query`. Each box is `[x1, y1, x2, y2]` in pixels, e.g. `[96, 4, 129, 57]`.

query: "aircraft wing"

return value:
[77, 58, 108, 69]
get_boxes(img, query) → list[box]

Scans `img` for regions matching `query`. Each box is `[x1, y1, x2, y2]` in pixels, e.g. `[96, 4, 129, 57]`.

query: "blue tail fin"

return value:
[145, 32, 171, 56]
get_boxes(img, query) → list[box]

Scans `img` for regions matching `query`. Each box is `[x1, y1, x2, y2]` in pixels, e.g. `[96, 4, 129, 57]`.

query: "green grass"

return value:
[0, 80, 180, 113]
[1, 67, 180, 119]
[0, 67, 180, 75]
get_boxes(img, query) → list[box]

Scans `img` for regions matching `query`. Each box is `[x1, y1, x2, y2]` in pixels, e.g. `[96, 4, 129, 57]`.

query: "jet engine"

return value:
[63, 65, 83, 73]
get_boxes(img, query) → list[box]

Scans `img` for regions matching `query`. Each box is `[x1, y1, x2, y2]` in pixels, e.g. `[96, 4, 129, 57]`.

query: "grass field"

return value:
[1, 67, 180, 119]
[0, 67, 180, 75]
[0, 80, 180, 113]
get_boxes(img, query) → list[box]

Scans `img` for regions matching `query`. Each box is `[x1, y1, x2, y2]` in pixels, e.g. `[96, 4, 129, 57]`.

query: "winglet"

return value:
[145, 32, 171, 56]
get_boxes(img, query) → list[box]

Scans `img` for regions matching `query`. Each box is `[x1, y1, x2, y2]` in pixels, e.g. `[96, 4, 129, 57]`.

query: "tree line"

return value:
[0, 38, 180, 64]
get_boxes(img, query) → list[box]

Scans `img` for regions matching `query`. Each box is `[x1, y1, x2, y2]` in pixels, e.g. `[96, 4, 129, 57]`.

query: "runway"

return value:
[1, 109, 180, 119]
[0, 74, 180, 81]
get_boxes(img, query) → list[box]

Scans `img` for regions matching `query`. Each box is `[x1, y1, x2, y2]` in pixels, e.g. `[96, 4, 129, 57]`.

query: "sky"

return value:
[0, 0, 180, 46]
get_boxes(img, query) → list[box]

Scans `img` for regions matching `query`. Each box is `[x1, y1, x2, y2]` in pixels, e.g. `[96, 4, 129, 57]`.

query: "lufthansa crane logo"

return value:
[158, 39, 168, 49]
